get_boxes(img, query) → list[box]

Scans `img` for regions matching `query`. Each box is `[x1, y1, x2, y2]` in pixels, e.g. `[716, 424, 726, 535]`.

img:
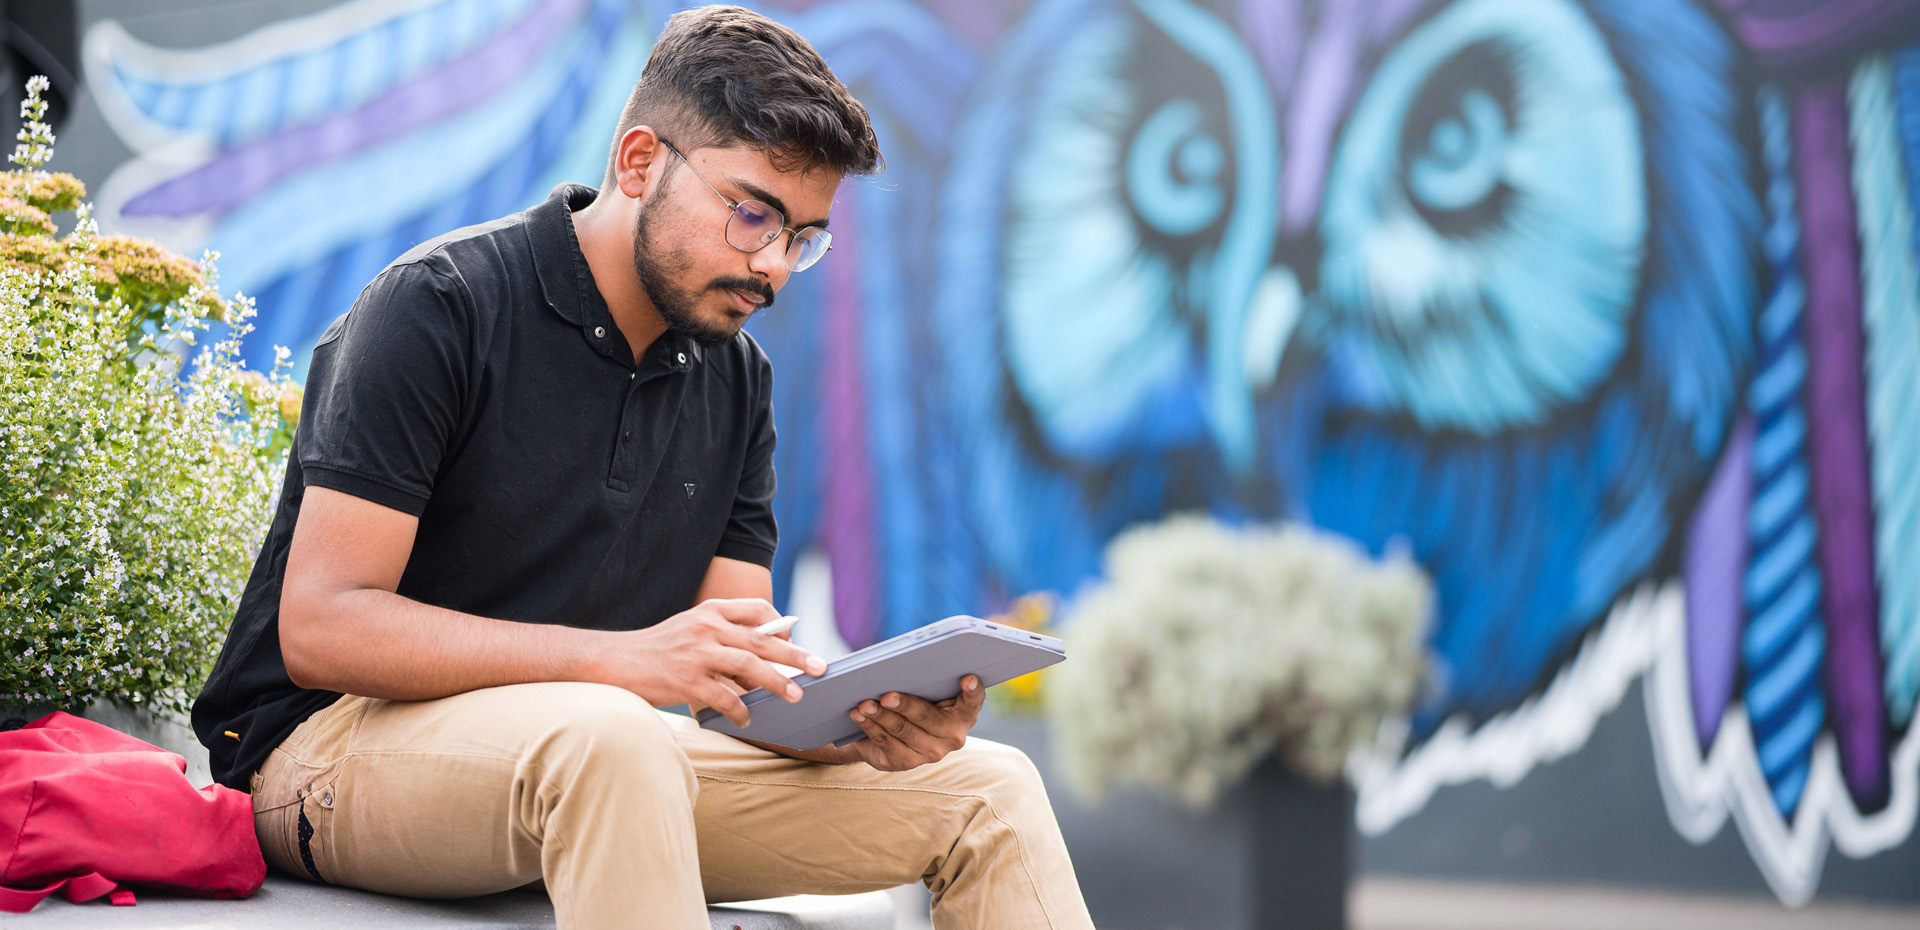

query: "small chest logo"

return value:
[684, 483, 697, 500]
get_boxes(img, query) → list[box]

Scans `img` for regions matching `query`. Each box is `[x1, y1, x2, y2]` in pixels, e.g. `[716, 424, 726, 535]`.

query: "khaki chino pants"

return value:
[249, 681, 1094, 930]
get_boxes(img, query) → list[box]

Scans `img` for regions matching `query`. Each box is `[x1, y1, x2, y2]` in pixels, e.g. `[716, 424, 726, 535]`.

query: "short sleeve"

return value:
[715, 342, 778, 567]
[296, 258, 471, 516]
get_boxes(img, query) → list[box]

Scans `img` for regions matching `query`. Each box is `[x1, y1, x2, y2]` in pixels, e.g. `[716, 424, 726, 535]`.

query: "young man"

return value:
[190, 7, 1094, 929]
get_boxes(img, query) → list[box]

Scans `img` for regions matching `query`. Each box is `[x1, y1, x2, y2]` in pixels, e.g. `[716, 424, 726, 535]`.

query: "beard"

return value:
[632, 197, 776, 348]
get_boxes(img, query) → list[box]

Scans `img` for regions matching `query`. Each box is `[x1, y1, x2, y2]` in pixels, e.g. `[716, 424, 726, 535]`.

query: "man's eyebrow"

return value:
[730, 177, 829, 229]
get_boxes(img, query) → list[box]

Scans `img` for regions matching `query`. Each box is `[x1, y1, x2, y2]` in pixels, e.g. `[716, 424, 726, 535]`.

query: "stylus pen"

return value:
[755, 615, 800, 636]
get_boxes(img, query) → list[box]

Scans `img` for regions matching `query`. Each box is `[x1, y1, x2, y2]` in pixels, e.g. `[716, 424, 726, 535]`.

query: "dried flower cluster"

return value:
[1049, 514, 1433, 807]
[0, 77, 297, 714]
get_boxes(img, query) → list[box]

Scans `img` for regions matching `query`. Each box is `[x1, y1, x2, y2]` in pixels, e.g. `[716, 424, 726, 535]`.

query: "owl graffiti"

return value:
[932, 0, 1920, 903]
[83, 0, 1920, 905]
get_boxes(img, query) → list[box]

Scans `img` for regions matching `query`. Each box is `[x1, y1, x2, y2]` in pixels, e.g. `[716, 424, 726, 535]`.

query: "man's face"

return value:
[631, 143, 840, 347]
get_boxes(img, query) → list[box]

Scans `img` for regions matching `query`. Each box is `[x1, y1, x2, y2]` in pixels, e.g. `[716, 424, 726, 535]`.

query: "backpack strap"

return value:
[0, 872, 137, 912]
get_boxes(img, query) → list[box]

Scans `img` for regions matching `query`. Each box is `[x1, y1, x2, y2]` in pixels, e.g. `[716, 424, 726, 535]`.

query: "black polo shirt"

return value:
[191, 184, 778, 789]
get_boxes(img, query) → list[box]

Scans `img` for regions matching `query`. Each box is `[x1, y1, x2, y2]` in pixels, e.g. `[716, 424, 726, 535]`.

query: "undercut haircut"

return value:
[602, 5, 882, 190]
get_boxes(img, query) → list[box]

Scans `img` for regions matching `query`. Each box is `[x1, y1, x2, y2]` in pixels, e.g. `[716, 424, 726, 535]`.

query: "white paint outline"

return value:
[1350, 580, 1919, 906]
[1644, 588, 1919, 905]
[1350, 582, 1669, 829]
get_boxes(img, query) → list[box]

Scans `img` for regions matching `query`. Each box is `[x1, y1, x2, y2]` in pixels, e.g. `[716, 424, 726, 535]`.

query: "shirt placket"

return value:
[606, 344, 692, 494]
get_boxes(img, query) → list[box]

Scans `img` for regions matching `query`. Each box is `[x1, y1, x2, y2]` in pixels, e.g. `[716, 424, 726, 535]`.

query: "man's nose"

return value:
[746, 240, 791, 288]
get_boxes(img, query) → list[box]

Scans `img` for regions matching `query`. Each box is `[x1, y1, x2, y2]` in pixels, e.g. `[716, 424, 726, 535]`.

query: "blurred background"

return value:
[28, 0, 1920, 926]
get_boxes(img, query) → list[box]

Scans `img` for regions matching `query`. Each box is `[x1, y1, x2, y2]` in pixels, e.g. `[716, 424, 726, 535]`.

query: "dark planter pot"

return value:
[973, 715, 1352, 930]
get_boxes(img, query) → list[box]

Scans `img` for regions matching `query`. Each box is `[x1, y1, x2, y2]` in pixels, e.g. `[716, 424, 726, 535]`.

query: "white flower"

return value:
[0, 76, 290, 714]
[1049, 515, 1434, 808]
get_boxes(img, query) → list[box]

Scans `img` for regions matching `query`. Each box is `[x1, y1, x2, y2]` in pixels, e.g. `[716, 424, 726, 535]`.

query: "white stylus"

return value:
[755, 615, 801, 636]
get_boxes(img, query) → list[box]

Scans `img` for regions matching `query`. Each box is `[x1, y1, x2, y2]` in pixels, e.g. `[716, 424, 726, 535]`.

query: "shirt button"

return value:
[623, 430, 632, 443]
[629, 372, 636, 381]
[677, 352, 687, 364]
[593, 326, 606, 338]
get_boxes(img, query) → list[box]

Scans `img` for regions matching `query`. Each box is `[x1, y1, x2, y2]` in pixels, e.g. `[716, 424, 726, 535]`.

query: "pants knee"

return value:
[524, 683, 696, 801]
[943, 738, 1052, 822]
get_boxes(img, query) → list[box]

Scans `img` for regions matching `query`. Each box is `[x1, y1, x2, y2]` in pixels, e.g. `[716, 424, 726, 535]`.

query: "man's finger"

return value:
[954, 675, 985, 713]
[931, 677, 984, 715]
[765, 637, 828, 677]
[849, 705, 896, 749]
[702, 597, 784, 627]
[846, 709, 928, 771]
[718, 647, 805, 703]
[703, 681, 751, 727]
[839, 730, 894, 771]
[860, 699, 940, 745]
[880, 692, 945, 730]
[722, 623, 828, 677]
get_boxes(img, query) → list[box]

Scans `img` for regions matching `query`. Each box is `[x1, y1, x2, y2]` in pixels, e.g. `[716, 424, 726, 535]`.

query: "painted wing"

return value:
[85, 0, 645, 374]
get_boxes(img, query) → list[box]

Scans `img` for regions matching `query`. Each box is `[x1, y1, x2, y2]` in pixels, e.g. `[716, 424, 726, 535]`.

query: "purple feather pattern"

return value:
[1792, 79, 1892, 807]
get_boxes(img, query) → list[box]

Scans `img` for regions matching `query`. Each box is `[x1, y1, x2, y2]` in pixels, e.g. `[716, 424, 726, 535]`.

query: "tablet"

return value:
[696, 615, 1065, 750]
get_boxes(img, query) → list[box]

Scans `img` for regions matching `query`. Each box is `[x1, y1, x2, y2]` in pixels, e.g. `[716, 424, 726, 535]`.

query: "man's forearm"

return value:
[281, 587, 609, 700]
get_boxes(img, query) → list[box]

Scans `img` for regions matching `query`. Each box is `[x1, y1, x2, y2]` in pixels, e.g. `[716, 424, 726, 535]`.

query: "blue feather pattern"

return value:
[1293, 0, 1760, 724]
[84, 0, 635, 377]
[1862, 50, 1920, 728]
[1742, 86, 1826, 816]
[103, 0, 544, 146]
[233, 0, 629, 376]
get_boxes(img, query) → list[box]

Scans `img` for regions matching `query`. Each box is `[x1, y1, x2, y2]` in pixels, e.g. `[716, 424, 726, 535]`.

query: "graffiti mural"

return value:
[79, 0, 1920, 903]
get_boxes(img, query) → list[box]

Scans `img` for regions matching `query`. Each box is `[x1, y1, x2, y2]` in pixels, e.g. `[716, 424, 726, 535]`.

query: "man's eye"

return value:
[736, 201, 779, 227]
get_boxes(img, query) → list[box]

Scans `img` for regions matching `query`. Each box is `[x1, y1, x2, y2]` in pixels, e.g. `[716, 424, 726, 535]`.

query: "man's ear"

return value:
[613, 125, 665, 200]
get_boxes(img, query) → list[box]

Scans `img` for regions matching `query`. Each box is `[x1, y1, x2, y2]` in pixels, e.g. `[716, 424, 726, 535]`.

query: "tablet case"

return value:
[696, 616, 1065, 750]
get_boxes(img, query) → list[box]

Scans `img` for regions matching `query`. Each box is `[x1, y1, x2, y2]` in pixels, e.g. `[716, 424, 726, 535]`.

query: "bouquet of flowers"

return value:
[0, 78, 297, 715]
[1049, 514, 1432, 807]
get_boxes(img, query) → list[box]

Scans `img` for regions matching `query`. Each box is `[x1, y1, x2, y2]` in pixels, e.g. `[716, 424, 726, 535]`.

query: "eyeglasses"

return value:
[659, 139, 834, 273]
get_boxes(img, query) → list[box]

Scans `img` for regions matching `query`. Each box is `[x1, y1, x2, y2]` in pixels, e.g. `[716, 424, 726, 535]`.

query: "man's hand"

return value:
[681, 558, 983, 771]
[765, 674, 986, 772]
[591, 598, 826, 726]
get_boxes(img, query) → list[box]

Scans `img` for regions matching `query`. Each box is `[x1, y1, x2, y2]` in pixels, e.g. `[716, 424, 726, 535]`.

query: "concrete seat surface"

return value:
[0, 874, 896, 930]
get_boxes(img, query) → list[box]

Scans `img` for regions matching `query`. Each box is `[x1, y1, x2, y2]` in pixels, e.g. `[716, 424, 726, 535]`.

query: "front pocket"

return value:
[293, 795, 327, 883]
[253, 755, 338, 884]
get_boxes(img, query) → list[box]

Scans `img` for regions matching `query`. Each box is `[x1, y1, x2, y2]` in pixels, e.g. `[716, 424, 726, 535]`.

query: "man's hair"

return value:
[603, 5, 882, 189]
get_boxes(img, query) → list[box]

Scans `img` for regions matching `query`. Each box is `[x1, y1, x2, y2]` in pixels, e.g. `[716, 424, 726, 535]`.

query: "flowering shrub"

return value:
[1049, 514, 1433, 807]
[0, 78, 296, 715]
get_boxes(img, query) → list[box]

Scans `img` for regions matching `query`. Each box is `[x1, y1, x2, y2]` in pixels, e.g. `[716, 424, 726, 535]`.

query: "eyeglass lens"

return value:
[724, 200, 833, 272]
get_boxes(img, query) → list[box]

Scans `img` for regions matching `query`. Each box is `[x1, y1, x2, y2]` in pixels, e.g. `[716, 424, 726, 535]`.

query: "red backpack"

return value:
[0, 711, 265, 911]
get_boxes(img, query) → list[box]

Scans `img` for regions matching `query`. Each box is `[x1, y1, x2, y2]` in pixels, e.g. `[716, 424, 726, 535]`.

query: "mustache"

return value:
[712, 276, 775, 311]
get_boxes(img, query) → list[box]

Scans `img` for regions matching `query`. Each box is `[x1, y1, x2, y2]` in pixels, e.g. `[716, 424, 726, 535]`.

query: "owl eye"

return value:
[1399, 43, 1518, 236]
[1318, 0, 1650, 432]
[1116, 3, 1240, 269]
[1127, 98, 1227, 236]
[968, 0, 1263, 462]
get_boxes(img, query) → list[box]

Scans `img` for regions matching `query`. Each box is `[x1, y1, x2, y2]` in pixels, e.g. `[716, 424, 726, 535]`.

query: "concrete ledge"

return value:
[7, 874, 896, 930]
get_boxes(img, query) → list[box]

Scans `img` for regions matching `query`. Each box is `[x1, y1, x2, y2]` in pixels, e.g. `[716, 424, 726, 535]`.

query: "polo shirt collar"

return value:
[527, 183, 702, 368]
